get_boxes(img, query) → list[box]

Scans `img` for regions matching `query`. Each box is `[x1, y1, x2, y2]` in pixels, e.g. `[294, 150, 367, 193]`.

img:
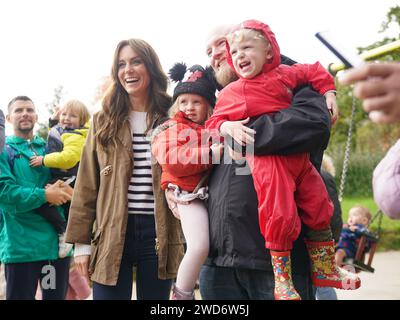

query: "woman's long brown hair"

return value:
[96, 39, 171, 151]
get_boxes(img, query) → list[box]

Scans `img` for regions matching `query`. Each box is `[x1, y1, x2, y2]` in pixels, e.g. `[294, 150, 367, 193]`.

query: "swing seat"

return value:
[343, 231, 379, 273]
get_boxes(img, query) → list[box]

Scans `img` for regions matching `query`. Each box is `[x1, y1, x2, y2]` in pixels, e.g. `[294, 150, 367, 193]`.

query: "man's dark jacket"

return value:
[206, 55, 332, 276]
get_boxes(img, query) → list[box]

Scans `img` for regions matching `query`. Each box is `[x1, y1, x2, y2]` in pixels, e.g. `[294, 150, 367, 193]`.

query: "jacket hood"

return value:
[5, 135, 46, 160]
[226, 19, 281, 77]
[6, 135, 46, 148]
[173, 111, 204, 129]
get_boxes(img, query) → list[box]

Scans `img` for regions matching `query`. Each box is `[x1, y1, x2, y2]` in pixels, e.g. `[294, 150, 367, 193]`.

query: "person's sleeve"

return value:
[353, 226, 369, 236]
[44, 132, 84, 170]
[286, 62, 336, 95]
[0, 110, 5, 153]
[205, 84, 248, 131]
[74, 243, 92, 257]
[48, 118, 59, 128]
[0, 151, 47, 213]
[373, 139, 400, 219]
[249, 86, 331, 157]
[65, 120, 99, 245]
[152, 125, 212, 178]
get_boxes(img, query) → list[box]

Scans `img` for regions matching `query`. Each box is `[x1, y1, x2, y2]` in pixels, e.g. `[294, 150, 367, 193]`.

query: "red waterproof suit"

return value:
[205, 20, 334, 251]
[152, 111, 213, 192]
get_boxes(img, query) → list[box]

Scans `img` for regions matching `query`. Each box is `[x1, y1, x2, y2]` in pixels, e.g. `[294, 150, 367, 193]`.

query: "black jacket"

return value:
[206, 85, 331, 275]
[321, 170, 343, 243]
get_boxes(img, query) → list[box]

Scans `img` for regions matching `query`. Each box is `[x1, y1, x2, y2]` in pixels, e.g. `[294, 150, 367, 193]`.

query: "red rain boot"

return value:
[271, 250, 301, 300]
[305, 240, 361, 290]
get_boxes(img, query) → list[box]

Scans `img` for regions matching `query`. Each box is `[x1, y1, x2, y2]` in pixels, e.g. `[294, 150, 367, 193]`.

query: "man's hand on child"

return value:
[220, 118, 255, 146]
[29, 155, 44, 167]
[325, 91, 339, 125]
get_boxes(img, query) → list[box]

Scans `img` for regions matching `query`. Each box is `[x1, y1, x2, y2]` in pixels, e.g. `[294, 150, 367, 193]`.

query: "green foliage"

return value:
[380, 6, 400, 34]
[36, 123, 49, 141]
[341, 197, 400, 251]
[329, 148, 384, 198]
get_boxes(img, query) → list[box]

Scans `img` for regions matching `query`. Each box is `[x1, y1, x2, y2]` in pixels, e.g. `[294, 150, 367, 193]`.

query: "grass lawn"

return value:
[341, 197, 400, 251]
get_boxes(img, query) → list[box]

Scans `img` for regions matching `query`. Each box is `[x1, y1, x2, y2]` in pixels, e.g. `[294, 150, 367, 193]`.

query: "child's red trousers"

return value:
[247, 153, 333, 251]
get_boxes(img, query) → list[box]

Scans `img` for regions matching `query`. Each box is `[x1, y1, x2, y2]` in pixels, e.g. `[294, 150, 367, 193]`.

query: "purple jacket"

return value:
[373, 139, 400, 219]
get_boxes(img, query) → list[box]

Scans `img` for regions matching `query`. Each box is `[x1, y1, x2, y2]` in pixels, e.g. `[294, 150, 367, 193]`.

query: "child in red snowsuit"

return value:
[205, 19, 361, 300]
[151, 63, 221, 300]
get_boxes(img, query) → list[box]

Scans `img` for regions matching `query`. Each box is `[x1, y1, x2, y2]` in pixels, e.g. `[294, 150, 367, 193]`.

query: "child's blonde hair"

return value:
[169, 95, 213, 121]
[62, 99, 90, 127]
[350, 205, 372, 223]
[227, 28, 271, 53]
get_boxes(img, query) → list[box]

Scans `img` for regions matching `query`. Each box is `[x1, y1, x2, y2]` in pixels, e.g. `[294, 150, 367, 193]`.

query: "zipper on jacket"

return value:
[150, 116, 161, 256]
[151, 163, 160, 256]
[28, 140, 38, 156]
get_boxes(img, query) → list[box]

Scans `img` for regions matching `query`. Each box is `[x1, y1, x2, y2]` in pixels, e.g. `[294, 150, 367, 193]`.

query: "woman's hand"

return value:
[165, 189, 189, 220]
[219, 118, 255, 146]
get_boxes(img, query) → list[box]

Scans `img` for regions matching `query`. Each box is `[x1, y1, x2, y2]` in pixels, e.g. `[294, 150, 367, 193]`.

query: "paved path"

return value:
[1, 251, 398, 300]
[336, 251, 400, 300]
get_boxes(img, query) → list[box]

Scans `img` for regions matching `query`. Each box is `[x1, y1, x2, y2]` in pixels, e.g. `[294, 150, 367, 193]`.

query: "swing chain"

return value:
[338, 95, 357, 202]
[369, 210, 384, 238]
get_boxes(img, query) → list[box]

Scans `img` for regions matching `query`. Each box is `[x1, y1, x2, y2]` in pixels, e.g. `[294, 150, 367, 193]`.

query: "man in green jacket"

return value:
[0, 109, 5, 153]
[0, 96, 72, 300]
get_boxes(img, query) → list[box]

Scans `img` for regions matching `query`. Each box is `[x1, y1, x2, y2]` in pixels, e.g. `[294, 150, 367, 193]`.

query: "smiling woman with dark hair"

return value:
[65, 38, 185, 300]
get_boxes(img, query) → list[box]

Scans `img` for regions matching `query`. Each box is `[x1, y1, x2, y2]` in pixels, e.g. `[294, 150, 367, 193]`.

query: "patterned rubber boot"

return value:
[271, 251, 301, 300]
[305, 240, 361, 290]
[171, 284, 195, 300]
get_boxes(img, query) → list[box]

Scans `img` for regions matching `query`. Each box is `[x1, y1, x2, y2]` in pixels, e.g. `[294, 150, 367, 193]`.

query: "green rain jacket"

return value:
[0, 135, 64, 263]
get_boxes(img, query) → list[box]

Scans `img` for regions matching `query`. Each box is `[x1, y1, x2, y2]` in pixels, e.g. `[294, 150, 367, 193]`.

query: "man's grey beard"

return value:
[215, 66, 239, 88]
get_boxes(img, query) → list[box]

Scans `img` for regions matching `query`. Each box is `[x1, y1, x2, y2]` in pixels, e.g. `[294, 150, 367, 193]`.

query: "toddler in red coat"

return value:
[205, 19, 361, 300]
[151, 63, 221, 300]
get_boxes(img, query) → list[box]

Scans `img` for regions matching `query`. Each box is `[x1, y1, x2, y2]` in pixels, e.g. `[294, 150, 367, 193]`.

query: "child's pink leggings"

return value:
[176, 199, 209, 293]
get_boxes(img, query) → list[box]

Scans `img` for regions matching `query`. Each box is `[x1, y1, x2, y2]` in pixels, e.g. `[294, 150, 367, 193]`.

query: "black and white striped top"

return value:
[128, 111, 154, 215]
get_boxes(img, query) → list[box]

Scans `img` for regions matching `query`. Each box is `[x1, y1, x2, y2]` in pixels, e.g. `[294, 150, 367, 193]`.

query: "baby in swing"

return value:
[335, 205, 373, 266]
